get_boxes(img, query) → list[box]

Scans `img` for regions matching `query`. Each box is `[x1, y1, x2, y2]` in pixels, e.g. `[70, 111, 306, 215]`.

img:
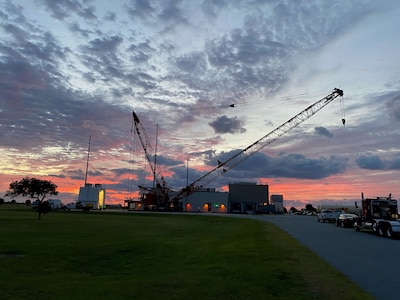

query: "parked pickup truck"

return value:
[317, 209, 342, 223]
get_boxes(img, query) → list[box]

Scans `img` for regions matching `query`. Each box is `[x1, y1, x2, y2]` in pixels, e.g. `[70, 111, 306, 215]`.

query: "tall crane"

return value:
[131, 111, 169, 208]
[172, 88, 344, 203]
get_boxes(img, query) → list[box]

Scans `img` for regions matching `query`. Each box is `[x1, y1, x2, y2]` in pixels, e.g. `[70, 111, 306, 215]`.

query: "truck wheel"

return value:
[386, 224, 393, 238]
[372, 222, 378, 234]
[377, 223, 385, 237]
[372, 222, 378, 235]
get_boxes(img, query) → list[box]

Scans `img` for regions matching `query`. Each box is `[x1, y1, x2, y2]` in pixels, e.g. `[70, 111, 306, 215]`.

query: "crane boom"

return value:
[131, 111, 168, 195]
[173, 88, 344, 201]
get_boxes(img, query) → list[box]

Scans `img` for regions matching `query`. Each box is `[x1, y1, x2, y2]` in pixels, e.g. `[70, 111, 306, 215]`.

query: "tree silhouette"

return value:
[305, 203, 317, 213]
[5, 177, 58, 219]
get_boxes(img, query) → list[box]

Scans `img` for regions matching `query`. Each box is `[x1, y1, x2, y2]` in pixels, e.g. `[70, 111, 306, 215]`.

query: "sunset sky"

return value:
[1, 0, 400, 209]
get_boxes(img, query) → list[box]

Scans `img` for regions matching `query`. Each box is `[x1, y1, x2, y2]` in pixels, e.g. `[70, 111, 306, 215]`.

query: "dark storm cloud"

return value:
[355, 155, 384, 170]
[204, 150, 348, 180]
[314, 126, 333, 138]
[263, 153, 348, 179]
[209, 115, 246, 134]
[389, 156, 400, 169]
[355, 154, 400, 170]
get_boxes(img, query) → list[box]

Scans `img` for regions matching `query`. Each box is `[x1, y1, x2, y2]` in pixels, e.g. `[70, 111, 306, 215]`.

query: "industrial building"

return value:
[127, 182, 284, 214]
[228, 182, 272, 214]
[183, 188, 228, 213]
[77, 183, 106, 210]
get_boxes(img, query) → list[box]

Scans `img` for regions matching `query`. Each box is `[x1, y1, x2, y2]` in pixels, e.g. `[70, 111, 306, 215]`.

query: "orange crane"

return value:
[172, 88, 344, 205]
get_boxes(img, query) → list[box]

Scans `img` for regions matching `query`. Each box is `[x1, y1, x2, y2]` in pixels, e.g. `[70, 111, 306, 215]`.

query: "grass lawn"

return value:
[0, 205, 372, 300]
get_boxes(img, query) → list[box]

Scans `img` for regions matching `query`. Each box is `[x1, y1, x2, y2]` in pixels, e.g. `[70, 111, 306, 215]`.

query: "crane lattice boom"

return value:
[132, 111, 168, 195]
[174, 88, 344, 201]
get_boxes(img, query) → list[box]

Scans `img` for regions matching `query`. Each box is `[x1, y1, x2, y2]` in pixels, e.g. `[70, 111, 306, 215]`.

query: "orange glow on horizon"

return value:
[2, 161, 399, 208]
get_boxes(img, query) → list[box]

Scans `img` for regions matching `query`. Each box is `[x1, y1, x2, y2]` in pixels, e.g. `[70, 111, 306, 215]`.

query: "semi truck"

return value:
[354, 193, 400, 238]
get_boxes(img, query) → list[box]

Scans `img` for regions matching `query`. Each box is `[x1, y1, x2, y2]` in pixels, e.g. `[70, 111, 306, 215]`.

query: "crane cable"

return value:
[194, 90, 333, 110]
[340, 95, 346, 126]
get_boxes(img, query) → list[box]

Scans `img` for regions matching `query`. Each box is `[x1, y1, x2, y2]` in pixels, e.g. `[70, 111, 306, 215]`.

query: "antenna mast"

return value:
[84, 135, 91, 186]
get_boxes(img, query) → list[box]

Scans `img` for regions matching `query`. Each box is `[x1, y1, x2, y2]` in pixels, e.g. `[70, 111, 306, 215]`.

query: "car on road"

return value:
[317, 209, 342, 222]
[336, 213, 358, 228]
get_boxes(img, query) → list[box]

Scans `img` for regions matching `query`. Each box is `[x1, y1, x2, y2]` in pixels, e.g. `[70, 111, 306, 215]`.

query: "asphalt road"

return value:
[254, 214, 400, 300]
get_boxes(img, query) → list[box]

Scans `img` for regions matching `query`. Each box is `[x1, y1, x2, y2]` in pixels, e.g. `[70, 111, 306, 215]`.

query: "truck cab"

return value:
[354, 194, 400, 237]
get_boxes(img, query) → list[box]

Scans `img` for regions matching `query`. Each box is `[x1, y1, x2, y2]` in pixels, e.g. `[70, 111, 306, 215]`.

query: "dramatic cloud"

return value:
[204, 150, 348, 180]
[355, 154, 400, 170]
[0, 0, 399, 205]
[209, 115, 246, 134]
[314, 126, 333, 138]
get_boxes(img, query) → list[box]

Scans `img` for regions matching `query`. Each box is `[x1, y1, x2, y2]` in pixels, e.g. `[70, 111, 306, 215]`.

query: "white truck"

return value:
[317, 209, 342, 223]
[48, 199, 62, 210]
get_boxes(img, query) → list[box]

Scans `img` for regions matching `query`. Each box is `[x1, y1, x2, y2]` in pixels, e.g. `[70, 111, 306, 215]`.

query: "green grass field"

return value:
[0, 205, 372, 300]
